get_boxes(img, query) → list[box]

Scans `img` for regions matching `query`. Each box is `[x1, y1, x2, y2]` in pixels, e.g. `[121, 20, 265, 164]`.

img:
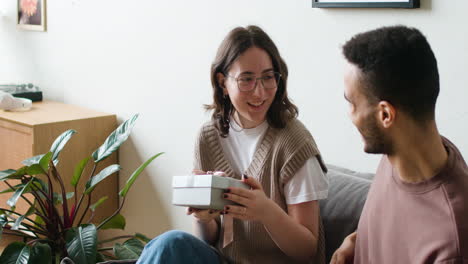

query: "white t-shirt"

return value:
[219, 119, 328, 205]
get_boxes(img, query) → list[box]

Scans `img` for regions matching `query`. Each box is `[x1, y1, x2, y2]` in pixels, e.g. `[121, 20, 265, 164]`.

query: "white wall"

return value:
[1, 0, 467, 236]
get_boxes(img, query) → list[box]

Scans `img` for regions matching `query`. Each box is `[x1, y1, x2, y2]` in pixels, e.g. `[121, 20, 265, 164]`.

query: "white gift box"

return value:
[172, 175, 250, 210]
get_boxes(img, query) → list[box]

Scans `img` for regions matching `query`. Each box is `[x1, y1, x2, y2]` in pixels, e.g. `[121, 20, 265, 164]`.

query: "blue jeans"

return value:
[136, 230, 221, 264]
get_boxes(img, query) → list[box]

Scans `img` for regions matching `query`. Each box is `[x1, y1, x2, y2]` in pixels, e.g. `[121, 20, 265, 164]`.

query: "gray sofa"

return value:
[319, 164, 373, 263]
[87, 164, 373, 264]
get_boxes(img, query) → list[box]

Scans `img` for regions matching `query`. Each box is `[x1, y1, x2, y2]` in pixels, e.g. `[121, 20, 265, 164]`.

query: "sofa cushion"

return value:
[319, 165, 373, 262]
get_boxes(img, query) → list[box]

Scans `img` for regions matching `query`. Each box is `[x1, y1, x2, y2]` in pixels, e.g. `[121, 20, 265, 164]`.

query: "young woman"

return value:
[138, 25, 328, 264]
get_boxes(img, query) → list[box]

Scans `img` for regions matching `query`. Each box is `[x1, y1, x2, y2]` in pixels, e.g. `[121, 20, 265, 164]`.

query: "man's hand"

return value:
[330, 232, 357, 264]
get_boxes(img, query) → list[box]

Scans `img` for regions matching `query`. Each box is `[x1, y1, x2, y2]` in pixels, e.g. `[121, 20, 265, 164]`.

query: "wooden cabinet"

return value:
[0, 101, 118, 249]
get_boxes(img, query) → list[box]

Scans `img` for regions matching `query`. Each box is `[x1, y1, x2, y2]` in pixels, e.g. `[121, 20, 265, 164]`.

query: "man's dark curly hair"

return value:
[342, 25, 440, 123]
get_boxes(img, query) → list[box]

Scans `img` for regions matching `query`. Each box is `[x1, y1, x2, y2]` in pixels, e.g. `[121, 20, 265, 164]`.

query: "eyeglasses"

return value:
[226, 72, 281, 92]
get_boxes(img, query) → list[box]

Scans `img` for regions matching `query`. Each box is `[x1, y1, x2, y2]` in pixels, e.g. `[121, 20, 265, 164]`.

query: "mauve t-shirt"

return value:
[355, 138, 468, 264]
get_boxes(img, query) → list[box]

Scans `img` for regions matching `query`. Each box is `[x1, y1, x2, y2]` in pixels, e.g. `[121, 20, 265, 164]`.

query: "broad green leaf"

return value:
[135, 233, 151, 243]
[0, 170, 17, 181]
[22, 154, 44, 166]
[12, 167, 28, 177]
[39, 152, 53, 173]
[53, 192, 74, 205]
[92, 114, 139, 163]
[90, 196, 108, 212]
[50, 130, 76, 162]
[114, 238, 144, 260]
[119, 152, 163, 197]
[84, 165, 120, 195]
[99, 214, 125, 230]
[7, 180, 33, 207]
[72, 156, 91, 187]
[0, 242, 30, 264]
[65, 224, 97, 264]
[26, 164, 45, 176]
[28, 243, 52, 264]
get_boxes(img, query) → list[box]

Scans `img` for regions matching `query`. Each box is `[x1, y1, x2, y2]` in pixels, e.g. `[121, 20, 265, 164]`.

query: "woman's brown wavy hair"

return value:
[206, 25, 298, 137]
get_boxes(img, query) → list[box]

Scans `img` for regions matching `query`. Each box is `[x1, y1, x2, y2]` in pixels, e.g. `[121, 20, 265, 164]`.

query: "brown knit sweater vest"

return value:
[194, 119, 327, 264]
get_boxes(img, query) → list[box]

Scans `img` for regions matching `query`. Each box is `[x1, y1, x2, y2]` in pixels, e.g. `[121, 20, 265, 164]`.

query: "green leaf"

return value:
[12, 167, 28, 177]
[84, 165, 120, 195]
[28, 243, 52, 264]
[0, 213, 7, 226]
[90, 196, 108, 212]
[0, 186, 17, 195]
[30, 178, 48, 195]
[22, 154, 44, 166]
[114, 238, 144, 260]
[34, 215, 44, 229]
[7, 180, 33, 207]
[72, 156, 91, 187]
[0, 169, 23, 181]
[11, 215, 26, 231]
[65, 224, 97, 264]
[50, 129, 76, 162]
[25, 205, 35, 217]
[134, 233, 151, 243]
[96, 252, 105, 263]
[38, 152, 53, 173]
[119, 152, 163, 197]
[0, 242, 30, 264]
[0, 214, 7, 240]
[53, 192, 75, 205]
[10, 205, 38, 232]
[0, 215, 6, 240]
[26, 164, 45, 176]
[99, 214, 125, 230]
[92, 114, 139, 163]
[0, 170, 18, 181]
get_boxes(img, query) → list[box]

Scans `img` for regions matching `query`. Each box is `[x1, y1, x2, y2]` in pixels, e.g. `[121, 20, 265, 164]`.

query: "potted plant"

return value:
[0, 114, 162, 264]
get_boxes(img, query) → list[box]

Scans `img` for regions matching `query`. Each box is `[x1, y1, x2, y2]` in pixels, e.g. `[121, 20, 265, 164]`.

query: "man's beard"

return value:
[359, 115, 393, 155]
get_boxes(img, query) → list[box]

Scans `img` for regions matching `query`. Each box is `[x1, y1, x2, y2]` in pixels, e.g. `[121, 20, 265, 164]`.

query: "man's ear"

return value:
[377, 101, 395, 128]
[217, 73, 227, 95]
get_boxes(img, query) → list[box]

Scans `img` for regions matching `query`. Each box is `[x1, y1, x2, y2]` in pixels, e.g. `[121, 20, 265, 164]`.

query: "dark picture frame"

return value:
[312, 0, 419, 8]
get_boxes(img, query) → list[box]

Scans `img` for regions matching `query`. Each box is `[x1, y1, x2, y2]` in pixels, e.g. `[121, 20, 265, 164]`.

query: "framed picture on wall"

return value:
[17, 0, 47, 31]
[312, 0, 419, 8]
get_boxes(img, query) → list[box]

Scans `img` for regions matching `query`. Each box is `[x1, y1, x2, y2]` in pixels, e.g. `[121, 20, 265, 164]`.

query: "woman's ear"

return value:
[377, 101, 396, 128]
[217, 72, 227, 95]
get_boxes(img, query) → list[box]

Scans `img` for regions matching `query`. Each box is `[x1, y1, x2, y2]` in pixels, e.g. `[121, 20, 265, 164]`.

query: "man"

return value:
[332, 25, 468, 264]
